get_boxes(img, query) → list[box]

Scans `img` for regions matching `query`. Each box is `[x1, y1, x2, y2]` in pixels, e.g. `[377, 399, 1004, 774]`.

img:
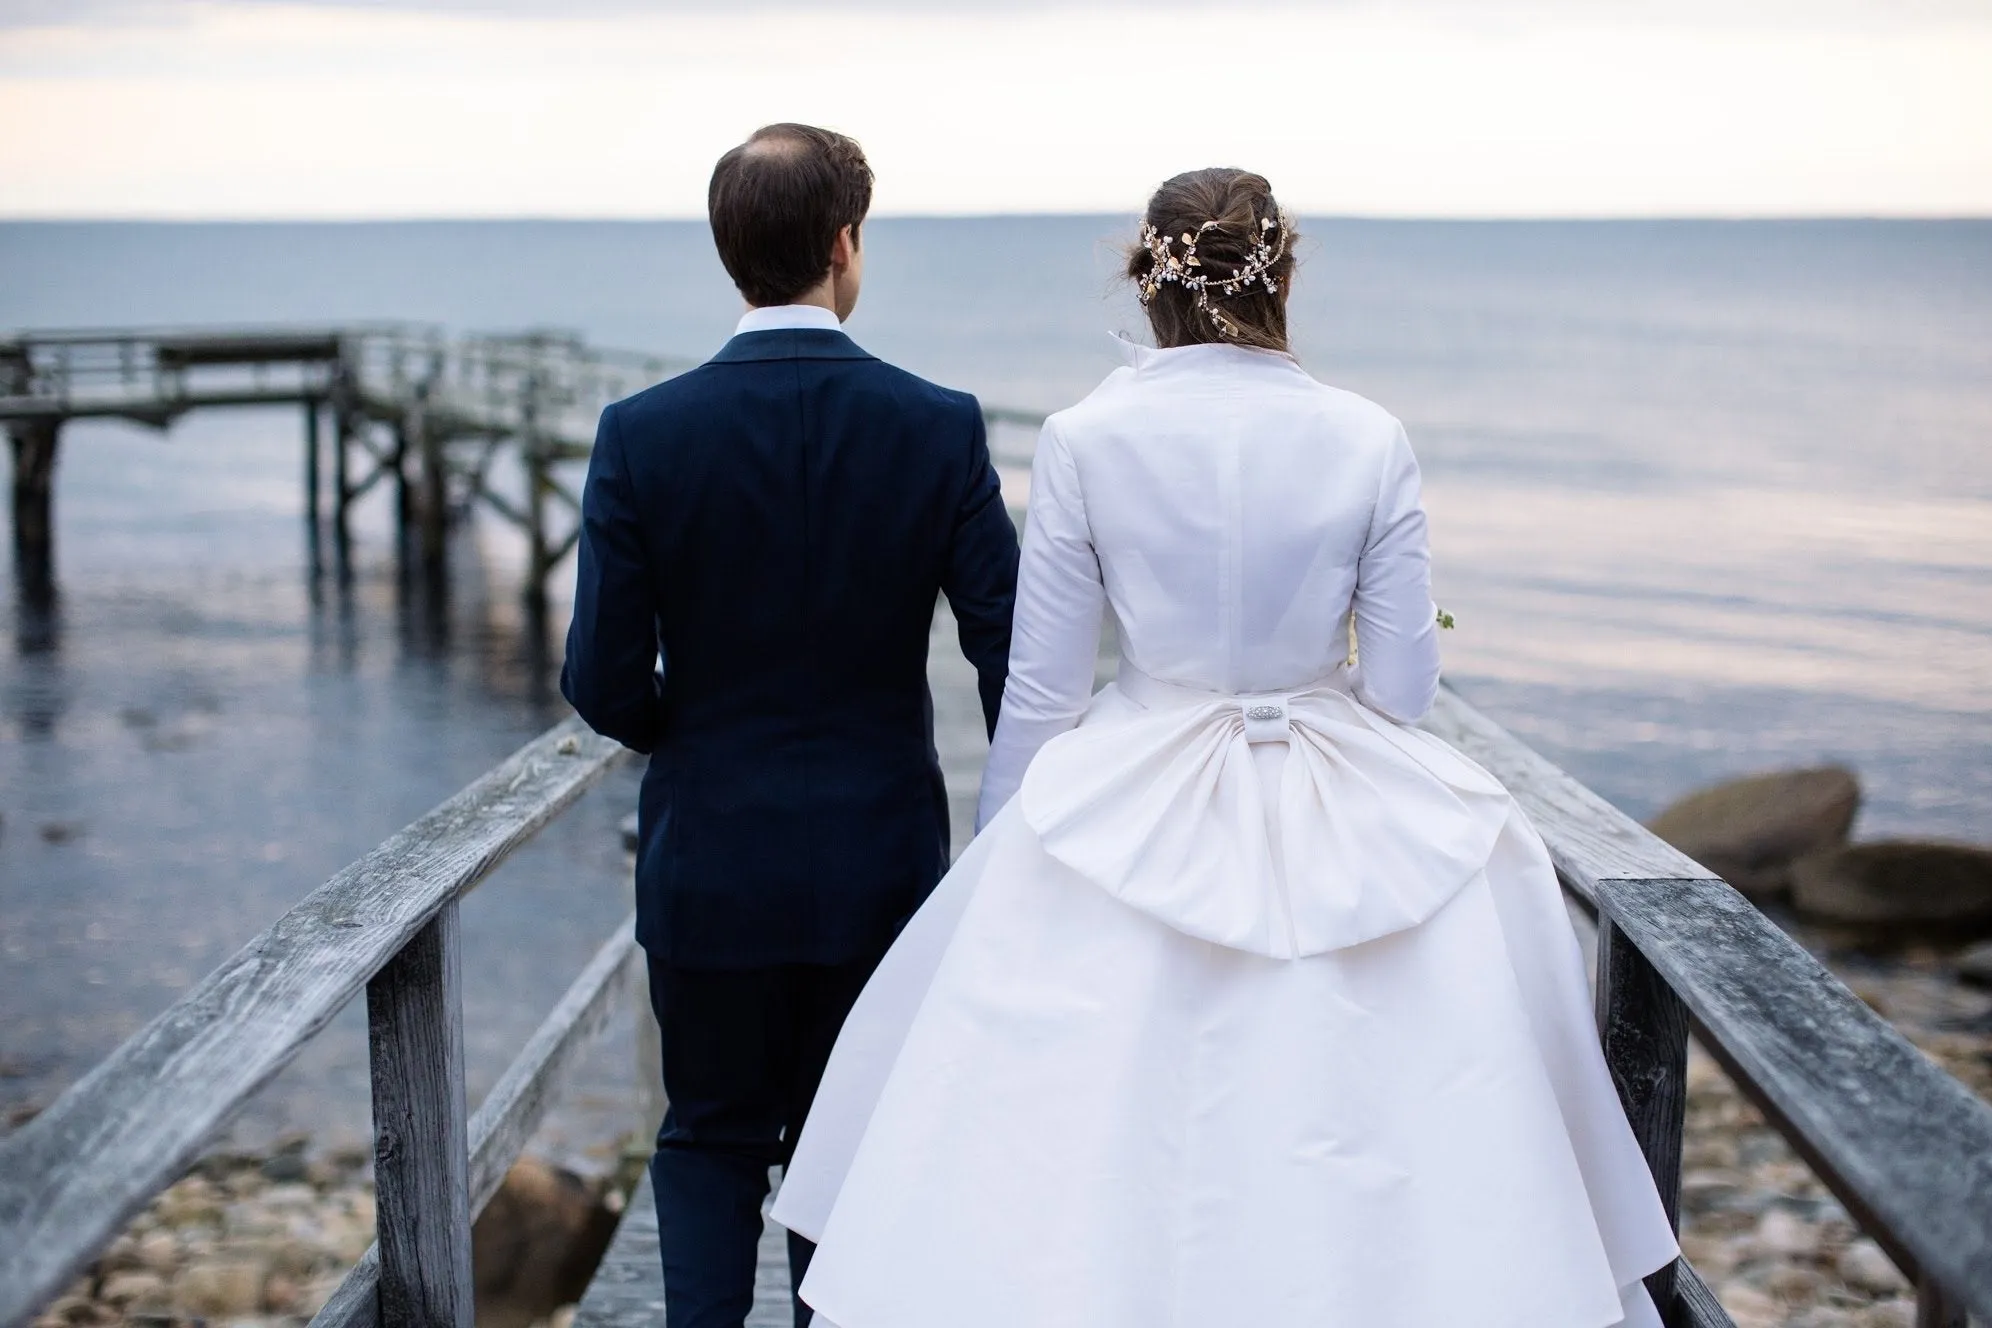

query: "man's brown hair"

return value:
[708, 123, 874, 308]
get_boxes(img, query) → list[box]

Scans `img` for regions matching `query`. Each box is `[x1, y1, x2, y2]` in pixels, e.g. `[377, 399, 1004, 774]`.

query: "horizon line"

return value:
[5, 211, 1992, 226]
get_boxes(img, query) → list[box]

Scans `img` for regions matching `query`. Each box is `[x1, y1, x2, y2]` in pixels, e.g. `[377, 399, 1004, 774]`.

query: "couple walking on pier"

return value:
[561, 124, 1678, 1328]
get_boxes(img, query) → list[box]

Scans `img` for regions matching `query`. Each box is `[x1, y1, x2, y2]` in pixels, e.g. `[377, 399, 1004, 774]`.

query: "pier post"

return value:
[520, 382, 550, 610]
[1916, 1277, 1967, 1328]
[1593, 895, 1689, 1317]
[304, 399, 322, 570]
[9, 419, 60, 608]
[331, 364, 357, 569]
[393, 414, 414, 567]
[416, 390, 449, 584]
[524, 444, 550, 609]
[367, 902, 476, 1328]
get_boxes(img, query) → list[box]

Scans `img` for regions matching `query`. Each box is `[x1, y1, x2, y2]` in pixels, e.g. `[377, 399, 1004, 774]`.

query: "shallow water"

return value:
[2, 217, 1988, 1158]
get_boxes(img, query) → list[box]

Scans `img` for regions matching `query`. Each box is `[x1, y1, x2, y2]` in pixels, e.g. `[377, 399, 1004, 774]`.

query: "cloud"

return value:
[3, 0, 1989, 217]
[6, 0, 1992, 28]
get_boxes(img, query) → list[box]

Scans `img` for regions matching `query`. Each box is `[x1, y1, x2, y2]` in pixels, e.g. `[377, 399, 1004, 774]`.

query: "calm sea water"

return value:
[2, 218, 1989, 1159]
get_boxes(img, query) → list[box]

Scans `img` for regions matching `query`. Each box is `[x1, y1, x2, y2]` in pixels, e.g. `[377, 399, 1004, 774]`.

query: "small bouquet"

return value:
[1346, 605, 1454, 667]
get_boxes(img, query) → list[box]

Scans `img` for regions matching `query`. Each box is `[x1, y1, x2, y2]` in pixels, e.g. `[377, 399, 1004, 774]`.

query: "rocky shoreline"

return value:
[29, 762, 1992, 1328]
[31, 1142, 629, 1328]
[32, 1141, 379, 1327]
[1679, 952, 1992, 1328]
[32, 952, 1989, 1328]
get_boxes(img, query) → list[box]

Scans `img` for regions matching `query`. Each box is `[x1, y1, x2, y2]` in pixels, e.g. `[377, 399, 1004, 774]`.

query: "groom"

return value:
[561, 123, 1020, 1327]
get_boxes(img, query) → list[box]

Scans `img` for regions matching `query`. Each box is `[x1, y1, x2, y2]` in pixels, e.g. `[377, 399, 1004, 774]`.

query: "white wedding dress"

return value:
[772, 338, 1679, 1327]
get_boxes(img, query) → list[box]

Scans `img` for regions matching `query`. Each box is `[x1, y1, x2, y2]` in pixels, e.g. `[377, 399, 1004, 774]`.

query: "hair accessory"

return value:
[1136, 208, 1291, 337]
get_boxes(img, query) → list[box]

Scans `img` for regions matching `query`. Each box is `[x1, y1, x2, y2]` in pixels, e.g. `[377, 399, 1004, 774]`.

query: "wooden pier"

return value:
[1, 658, 1990, 1328]
[3, 325, 1989, 1327]
[0, 325, 692, 608]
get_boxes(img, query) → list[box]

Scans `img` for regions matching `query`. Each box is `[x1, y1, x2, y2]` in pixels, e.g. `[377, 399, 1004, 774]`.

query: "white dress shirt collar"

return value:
[736, 304, 845, 335]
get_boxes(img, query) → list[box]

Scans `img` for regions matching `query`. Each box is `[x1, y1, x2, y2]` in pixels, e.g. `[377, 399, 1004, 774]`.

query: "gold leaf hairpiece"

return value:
[1136, 208, 1292, 338]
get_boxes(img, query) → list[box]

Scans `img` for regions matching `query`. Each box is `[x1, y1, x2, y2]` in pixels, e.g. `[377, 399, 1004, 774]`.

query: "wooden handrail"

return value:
[309, 911, 643, 1328]
[0, 719, 628, 1327]
[1424, 688, 1992, 1324]
[2, 678, 1986, 1327]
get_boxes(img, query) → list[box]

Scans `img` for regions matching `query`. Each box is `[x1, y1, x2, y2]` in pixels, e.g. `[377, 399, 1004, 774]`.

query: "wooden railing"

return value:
[2, 691, 1988, 1328]
[0, 720, 633, 1328]
[1422, 692, 1992, 1328]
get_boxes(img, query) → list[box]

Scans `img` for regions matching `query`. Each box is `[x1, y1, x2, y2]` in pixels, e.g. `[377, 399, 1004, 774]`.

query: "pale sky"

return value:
[2, 0, 1990, 218]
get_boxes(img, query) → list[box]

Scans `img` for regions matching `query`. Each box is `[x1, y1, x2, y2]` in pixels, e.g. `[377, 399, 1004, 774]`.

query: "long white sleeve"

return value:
[974, 422, 1105, 830]
[1350, 424, 1442, 723]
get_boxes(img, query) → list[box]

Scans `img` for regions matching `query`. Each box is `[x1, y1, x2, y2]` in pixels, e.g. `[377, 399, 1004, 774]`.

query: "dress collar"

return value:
[1111, 332, 1302, 375]
[737, 304, 845, 335]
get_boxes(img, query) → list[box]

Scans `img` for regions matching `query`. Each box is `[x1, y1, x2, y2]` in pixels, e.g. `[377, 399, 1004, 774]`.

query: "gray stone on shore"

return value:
[1790, 840, 1992, 941]
[1957, 938, 1992, 987]
[1648, 766, 1860, 901]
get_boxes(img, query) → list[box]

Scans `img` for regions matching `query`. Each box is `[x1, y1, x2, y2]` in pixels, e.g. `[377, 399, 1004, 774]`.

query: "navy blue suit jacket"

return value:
[561, 328, 1020, 968]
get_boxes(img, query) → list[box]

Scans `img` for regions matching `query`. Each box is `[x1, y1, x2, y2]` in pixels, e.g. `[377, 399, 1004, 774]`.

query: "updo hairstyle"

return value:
[1125, 168, 1297, 354]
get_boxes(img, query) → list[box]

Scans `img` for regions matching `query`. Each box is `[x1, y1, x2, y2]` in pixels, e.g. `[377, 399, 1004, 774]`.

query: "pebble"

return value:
[96, 1271, 166, 1307]
[40, 1146, 599, 1328]
[1753, 1205, 1819, 1258]
[26, 943, 1991, 1328]
[1678, 949, 1992, 1328]
[1718, 1283, 1781, 1328]
[1836, 1240, 1907, 1294]
[1957, 938, 1992, 988]
[134, 1233, 179, 1274]
[173, 1258, 266, 1316]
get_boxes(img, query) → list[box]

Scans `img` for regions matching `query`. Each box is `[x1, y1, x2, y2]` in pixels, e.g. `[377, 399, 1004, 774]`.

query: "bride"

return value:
[771, 168, 1679, 1327]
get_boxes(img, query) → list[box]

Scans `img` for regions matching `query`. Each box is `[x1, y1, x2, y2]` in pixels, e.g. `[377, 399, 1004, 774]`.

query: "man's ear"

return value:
[831, 225, 855, 272]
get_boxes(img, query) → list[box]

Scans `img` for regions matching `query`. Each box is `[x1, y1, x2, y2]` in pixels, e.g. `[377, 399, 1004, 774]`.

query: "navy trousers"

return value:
[645, 952, 886, 1328]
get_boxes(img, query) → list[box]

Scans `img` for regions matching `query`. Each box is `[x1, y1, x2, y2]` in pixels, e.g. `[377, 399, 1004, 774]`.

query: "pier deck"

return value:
[1, 323, 687, 606]
[2, 323, 1041, 613]
[570, 1173, 794, 1328]
[3, 328, 1990, 1328]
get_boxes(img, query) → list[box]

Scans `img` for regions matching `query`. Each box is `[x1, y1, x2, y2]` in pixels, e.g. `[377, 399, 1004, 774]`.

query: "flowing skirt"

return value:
[773, 682, 1679, 1328]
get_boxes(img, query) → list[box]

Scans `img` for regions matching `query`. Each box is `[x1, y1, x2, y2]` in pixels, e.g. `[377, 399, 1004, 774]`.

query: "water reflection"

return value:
[0, 409, 642, 1160]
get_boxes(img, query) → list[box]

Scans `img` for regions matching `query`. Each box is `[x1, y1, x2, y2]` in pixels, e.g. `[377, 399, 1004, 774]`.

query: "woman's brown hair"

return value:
[1126, 168, 1297, 354]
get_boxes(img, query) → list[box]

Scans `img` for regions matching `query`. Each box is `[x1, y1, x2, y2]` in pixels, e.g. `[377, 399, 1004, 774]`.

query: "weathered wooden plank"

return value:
[1602, 875, 1992, 1319]
[571, 1173, 794, 1328]
[1429, 688, 1992, 1321]
[1674, 1259, 1738, 1328]
[0, 719, 628, 1327]
[309, 913, 642, 1328]
[465, 916, 643, 1214]
[571, 1173, 667, 1328]
[307, 1250, 380, 1328]
[154, 333, 344, 366]
[368, 902, 474, 1328]
[1915, 1276, 1968, 1328]
[1595, 913, 1690, 1313]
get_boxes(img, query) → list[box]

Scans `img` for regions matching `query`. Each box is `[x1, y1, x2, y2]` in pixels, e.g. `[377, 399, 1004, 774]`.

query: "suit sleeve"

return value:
[560, 402, 664, 753]
[940, 399, 1022, 741]
[974, 420, 1105, 830]
[1350, 422, 1442, 723]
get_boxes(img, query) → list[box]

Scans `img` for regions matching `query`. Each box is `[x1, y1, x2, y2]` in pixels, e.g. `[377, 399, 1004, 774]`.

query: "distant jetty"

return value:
[0, 325, 1048, 617]
[0, 325, 682, 610]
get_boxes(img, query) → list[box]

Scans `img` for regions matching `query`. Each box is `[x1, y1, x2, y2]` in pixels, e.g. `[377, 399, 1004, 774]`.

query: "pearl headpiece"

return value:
[1136, 208, 1292, 338]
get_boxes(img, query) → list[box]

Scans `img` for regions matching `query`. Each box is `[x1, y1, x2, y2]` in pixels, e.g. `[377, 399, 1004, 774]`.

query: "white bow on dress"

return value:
[1020, 664, 1515, 958]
